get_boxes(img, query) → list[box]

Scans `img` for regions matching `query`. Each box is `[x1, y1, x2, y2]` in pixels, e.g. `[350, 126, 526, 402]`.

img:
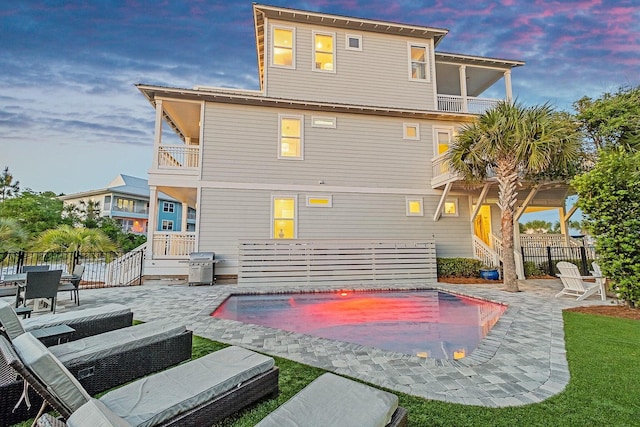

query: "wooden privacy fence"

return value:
[238, 239, 437, 286]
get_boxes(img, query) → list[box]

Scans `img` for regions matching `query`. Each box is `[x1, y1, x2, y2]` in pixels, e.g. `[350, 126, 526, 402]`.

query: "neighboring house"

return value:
[137, 4, 574, 278]
[60, 174, 196, 235]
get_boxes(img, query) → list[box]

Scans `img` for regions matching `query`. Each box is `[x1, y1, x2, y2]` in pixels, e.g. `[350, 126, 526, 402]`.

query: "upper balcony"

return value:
[437, 95, 501, 114]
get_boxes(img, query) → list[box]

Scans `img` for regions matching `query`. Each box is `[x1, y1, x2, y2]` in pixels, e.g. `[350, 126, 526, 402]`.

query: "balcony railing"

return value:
[157, 145, 200, 170]
[437, 95, 501, 114]
[152, 232, 196, 258]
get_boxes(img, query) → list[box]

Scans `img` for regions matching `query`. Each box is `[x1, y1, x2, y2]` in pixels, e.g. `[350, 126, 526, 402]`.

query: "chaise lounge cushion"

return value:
[0, 300, 24, 340]
[255, 373, 399, 427]
[50, 320, 186, 365]
[99, 346, 275, 427]
[12, 333, 91, 413]
[67, 399, 132, 427]
[22, 303, 131, 332]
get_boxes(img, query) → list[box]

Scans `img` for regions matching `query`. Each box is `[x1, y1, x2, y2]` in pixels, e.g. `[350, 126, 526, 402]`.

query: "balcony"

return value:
[152, 232, 196, 258]
[156, 145, 200, 173]
[437, 95, 500, 114]
[431, 154, 458, 188]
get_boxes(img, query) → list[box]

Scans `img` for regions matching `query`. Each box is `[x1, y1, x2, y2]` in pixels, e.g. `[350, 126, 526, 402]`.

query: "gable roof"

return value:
[59, 174, 176, 202]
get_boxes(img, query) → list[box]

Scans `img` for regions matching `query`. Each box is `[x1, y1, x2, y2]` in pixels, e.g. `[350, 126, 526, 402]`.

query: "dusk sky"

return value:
[1, 1, 638, 197]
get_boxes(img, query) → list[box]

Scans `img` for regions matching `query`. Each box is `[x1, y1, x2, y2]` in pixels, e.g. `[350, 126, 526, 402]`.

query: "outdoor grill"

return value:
[187, 252, 217, 286]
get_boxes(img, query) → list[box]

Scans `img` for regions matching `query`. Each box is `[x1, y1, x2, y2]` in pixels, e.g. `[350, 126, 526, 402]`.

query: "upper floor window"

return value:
[433, 127, 454, 156]
[163, 202, 175, 213]
[403, 123, 420, 140]
[278, 115, 304, 159]
[312, 116, 336, 128]
[161, 220, 174, 230]
[345, 34, 362, 51]
[409, 44, 430, 81]
[313, 31, 335, 72]
[272, 26, 295, 68]
[406, 197, 424, 216]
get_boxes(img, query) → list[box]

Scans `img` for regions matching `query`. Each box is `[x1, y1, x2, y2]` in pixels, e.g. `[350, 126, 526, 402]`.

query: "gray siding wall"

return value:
[264, 19, 436, 111]
[198, 188, 473, 274]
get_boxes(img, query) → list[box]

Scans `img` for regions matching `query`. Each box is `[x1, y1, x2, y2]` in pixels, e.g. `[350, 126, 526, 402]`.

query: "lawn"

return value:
[15, 311, 639, 426]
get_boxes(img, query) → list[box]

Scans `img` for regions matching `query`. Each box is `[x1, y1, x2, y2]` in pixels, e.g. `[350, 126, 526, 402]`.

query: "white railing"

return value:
[152, 232, 196, 258]
[157, 145, 200, 169]
[105, 243, 146, 286]
[437, 95, 501, 114]
[489, 233, 525, 279]
[473, 236, 500, 267]
[520, 233, 583, 248]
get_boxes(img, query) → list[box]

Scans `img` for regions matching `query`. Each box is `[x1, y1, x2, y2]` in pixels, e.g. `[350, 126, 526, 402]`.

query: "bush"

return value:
[437, 258, 484, 278]
[524, 261, 546, 277]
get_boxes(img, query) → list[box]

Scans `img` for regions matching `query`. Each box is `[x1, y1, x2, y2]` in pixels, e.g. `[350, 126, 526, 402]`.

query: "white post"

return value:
[181, 202, 188, 232]
[152, 100, 163, 169]
[147, 186, 158, 259]
[504, 70, 513, 102]
[459, 65, 468, 113]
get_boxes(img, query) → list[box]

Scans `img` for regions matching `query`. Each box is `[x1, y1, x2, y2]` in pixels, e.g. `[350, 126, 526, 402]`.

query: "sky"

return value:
[1, 1, 639, 203]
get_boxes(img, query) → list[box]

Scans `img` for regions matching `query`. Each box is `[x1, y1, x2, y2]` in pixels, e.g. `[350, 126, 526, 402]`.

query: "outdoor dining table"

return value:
[1, 272, 76, 308]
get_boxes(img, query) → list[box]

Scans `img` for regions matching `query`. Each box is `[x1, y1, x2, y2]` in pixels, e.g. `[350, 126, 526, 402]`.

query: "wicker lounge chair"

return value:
[256, 373, 407, 427]
[0, 334, 279, 427]
[0, 302, 192, 425]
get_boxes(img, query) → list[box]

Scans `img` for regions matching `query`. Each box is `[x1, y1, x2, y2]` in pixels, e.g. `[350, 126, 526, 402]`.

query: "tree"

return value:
[574, 85, 640, 152]
[0, 166, 20, 201]
[0, 190, 70, 237]
[520, 220, 553, 234]
[572, 150, 640, 307]
[0, 218, 28, 253]
[448, 101, 582, 292]
[30, 225, 118, 254]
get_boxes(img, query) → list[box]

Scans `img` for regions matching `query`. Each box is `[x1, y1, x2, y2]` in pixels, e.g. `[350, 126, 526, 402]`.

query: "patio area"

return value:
[4, 278, 611, 408]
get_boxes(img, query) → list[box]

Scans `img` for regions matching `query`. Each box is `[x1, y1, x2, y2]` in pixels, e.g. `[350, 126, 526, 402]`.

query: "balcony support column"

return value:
[504, 70, 513, 102]
[153, 99, 163, 169]
[147, 185, 158, 259]
[181, 202, 188, 232]
[459, 65, 468, 113]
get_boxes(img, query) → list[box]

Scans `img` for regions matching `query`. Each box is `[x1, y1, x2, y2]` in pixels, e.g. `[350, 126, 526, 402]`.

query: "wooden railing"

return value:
[105, 244, 146, 286]
[152, 232, 196, 258]
[520, 233, 583, 248]
[437, 95, 501, 114]
[473, 236, 500, 267]
[157, 145, 200, 169]
[490, 234, 525, 279]
[238, 239, 437, 286]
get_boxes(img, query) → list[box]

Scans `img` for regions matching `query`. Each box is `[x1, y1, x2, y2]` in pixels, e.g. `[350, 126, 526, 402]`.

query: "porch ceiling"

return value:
[162, 100, 201, 143]
[457, 182, 572, 207]
[157, 186, 197, 209]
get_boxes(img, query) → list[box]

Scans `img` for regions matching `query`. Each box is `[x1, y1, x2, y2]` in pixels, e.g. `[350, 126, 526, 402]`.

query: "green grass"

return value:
[14, 312, 640, 426]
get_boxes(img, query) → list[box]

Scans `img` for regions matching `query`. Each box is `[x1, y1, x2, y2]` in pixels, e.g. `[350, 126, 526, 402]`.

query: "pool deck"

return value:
[9, 278, 611, 408]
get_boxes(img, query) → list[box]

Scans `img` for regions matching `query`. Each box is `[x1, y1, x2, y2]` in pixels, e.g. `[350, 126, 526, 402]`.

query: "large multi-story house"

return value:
[60, 174, 196, 235]
[137, 4, 574, 280]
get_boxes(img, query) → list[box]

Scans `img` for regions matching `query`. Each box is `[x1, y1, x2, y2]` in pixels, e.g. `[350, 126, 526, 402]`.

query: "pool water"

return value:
[212, 290, 507, 359]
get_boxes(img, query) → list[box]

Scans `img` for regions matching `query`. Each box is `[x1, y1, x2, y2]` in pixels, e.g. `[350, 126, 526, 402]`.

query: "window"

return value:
[443, 198, 459, 216]
[306, 195, 332, 207]
[273, 196, 297, 239]
[345, 34, 362, 51]
[312, 116, 336, 128]
[313, 31, 335, 72]
[272, 26, 294, 68]
[403, 123, 420, 140]
[162, 202, 175, 213]
[406, 198, 424, 216]
[408, 44, 429, 81]
[433, 127, 453, 155]
[161, 220, 174, 230]
[279, 115, 303, 159]
[116, 198, 134, 213]
[103, 195, 111, 210]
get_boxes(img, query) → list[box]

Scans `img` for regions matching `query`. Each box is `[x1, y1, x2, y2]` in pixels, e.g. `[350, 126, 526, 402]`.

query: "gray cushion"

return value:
[0, 299, 25, 340]
[22, 303, 131, 331]
[100, 346, 275, 427]
[12, 333, 91, 413]
[67, 399, 132, 427]
[51, 320, 186, 365]
[255, 373, 399, 427]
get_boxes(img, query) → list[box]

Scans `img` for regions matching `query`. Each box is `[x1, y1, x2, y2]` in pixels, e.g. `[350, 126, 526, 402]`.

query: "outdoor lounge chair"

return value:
[255, 373, 407, 427]
[0, 301, 192, 425]
[0, 334, 279, 427]
[555, 261, 606, 301]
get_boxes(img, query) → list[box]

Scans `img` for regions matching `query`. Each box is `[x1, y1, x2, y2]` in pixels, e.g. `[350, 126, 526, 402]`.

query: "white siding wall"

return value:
[265, 19, 436, 110]
[198, 188, 472, 275]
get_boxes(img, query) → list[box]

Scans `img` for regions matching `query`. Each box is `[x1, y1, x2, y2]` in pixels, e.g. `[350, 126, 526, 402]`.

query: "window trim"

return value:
[442, 198, 459, 217]
[272, 195, 298, 239]
[433, 126, 454, 157]
[403, 123, 420, 140]
[162, 201, 175, 213]
[271, 25, 295, 69]
[345, 34, 362, 51]
[161, 219, 174, 230]
[311, 116, 337, 128]
[406, 197, 424, 216]
[306, 195, 333, 207]
[408, 43, 430, 82]
[312, 30, 336, 73]
[278, 114, 304, 160]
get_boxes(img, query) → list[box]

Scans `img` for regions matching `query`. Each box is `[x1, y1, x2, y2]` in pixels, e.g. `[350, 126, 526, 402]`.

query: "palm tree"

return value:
[0, 217, 28, 254]
[30, 225, 118, 254]
[448, 101, 581, 292]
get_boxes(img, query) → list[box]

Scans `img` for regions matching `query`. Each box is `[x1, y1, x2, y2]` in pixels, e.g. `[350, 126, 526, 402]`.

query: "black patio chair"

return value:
[23, 270, 63, 314]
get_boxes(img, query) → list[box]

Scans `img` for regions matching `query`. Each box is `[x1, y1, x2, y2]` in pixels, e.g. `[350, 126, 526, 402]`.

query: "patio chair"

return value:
[0, 334, 278, 427]
[58, 265, 85, 306]
[555, 261, 606, 301]
[23, 270, 63, 313]
[255, 372, 407, 427]
[22, 265, 51, 273]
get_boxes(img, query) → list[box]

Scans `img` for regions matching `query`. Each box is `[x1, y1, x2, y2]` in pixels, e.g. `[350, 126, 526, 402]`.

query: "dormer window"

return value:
[313, 31, 335, 72]
[408, 43, 430, 81]
[273, 26, 295, 68]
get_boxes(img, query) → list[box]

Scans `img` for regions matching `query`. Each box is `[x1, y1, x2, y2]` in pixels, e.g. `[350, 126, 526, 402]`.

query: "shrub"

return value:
[437, 258, 484, 278]
[524, 261, 546, 277]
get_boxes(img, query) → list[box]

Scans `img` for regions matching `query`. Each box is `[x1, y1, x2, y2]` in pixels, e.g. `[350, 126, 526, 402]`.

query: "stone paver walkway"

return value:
[8, 278, 611, 407]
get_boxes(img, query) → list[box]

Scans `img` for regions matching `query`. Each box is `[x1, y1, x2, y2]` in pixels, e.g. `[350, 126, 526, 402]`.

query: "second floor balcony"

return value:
[437, 95, 500, 114]
[156, 144, 200, 174]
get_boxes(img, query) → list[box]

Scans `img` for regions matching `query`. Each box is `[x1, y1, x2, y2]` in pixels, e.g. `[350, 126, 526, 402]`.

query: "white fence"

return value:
[238, 239, 437, 286]
[152, 232, 196, 258]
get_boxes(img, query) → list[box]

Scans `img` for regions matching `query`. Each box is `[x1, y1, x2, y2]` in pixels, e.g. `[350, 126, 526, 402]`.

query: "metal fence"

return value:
[521, 245, 597, 277]
[0, 250, 145, 288]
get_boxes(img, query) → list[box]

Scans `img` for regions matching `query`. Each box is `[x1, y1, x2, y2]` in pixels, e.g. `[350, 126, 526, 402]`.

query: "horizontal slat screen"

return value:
[238, 239, 436, 286]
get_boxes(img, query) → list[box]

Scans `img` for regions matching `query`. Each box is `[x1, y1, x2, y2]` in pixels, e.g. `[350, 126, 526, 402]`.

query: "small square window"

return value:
[306, 195, 333, 207]
[403, 123, 420, 140]
[161, 220, 174, 230]
[406, 198, 424, 216]
[163, 202, 175, 213]
[345, 34, 362, 51]
[312, 116, 336, 128]
[443, 198, 459, 216]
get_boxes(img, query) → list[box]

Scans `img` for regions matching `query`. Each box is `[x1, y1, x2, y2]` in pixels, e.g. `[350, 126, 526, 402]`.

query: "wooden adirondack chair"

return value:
[555, 261, 606, 301]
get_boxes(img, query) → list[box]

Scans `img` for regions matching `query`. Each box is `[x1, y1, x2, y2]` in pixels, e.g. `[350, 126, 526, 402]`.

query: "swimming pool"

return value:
[212, 289, 507, 359]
